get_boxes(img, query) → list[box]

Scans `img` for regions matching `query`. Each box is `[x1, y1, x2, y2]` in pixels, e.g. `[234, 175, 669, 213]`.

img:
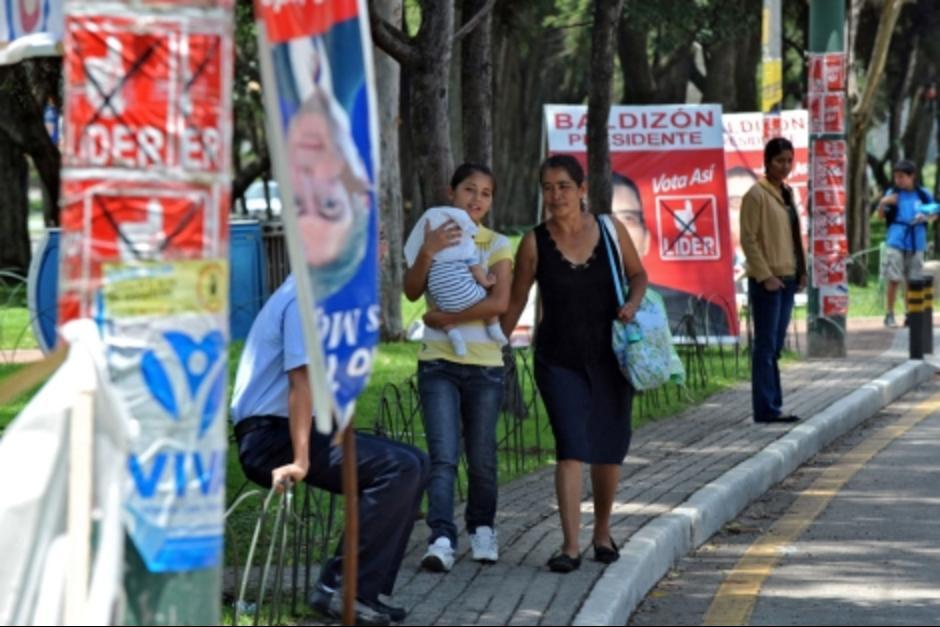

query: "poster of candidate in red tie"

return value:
[255, 0, 379, 432]
[544, 104, 738, 341]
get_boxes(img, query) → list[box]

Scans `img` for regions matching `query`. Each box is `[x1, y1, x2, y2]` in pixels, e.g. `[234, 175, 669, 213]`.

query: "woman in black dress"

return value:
[502, 155, 647, 572]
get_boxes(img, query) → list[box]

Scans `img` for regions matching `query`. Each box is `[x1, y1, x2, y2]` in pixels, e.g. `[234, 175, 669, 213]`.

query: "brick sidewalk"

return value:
[380, 319, 907, 626]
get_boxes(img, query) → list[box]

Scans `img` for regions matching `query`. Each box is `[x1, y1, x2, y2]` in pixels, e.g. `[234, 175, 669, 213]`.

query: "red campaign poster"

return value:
[823, 93, 846, 133]
[63, 13, 229, 174]
[814, 138, 847, 159]
[808, 94, 827, 134]
[813, 237, 848, 257]
[808, 52, 846, 94]
[722, 111, 810, 284]
[812, 208, 847, 239]
[58, 176, 228, 322]
[545, 104, 738, 339]
[808, 54, 826, 94]
[824, 294, 849, 316]
[814, 188, 847, 208]
[813, 254, 847, 286]
[810, 94, 846, 134]
[824, 53, 846, 91]
[812, 156, 846, 190]
[822, 286, 849, 317]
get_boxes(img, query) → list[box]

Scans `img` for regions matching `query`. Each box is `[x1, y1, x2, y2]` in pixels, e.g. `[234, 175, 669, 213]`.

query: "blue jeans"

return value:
[749, 277, 797, 421]
[417, 359, 504, 547]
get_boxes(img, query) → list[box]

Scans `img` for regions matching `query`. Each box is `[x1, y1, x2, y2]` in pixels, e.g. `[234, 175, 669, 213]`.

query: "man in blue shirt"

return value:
[877, 160, 935, 327]
[231, 276, 429, 626]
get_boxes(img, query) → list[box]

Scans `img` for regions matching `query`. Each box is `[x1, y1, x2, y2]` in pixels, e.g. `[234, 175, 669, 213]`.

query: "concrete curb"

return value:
[574, 358, 936, 626]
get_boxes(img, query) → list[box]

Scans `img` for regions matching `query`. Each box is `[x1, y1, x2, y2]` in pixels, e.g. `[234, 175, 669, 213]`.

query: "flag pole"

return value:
[340, 423, 359, 625]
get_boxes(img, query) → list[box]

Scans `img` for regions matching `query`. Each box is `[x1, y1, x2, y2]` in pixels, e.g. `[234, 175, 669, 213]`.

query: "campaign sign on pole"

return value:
[810, 138, 849, 317]
[255, 0, 379, 432]
[59, 1, 233, 572]
[544, 104, 738, 340]
[722, 111, 810, 282]
[0, 0, 63, 64]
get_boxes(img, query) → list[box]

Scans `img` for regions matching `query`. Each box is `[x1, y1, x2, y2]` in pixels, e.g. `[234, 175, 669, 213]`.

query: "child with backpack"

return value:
[876, 160, 936, 327]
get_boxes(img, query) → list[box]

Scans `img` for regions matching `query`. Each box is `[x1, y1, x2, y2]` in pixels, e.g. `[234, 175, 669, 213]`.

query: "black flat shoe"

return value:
[547, 552, 581, 573]
[754, 414, 800, 424]
[593, 537, 620, 564]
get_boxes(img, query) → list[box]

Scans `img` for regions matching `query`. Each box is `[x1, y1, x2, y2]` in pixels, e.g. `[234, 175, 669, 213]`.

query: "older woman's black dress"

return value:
[533, 220, 634, 464]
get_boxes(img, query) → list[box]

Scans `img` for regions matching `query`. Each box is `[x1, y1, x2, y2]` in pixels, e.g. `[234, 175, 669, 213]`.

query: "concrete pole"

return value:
[807, 0, 848, 357]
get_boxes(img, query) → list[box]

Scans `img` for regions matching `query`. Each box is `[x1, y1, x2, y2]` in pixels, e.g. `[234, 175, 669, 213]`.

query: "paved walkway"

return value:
[380, 318, 921, 626]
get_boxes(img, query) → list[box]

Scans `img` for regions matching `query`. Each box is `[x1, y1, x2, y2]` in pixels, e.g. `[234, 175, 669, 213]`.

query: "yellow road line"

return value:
[703, 391, 940, 626]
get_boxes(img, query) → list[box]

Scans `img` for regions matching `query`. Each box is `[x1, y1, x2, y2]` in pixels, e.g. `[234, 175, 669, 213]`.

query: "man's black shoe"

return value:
[308, 582, 391, 626]
[362, 598, 407, 623]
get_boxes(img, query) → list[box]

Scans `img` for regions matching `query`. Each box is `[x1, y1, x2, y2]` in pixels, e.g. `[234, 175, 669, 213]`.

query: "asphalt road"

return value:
[629, 376, 940, 626]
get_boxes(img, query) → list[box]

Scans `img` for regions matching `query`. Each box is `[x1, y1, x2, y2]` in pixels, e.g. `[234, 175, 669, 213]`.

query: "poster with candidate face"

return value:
[544, 104, 738, 341]
[59, 2, 234, 573]
[722, 111, 810, 285]
[256, 0, 379, 432]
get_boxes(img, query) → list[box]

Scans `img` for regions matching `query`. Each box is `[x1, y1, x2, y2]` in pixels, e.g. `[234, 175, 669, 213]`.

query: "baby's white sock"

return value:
[486, 322, 508, 347]
[447, 329, 467, 357]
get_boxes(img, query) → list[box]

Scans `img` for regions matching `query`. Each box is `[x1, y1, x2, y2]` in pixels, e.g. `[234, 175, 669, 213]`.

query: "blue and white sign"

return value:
[0, 0, 63, 65]
[257, 0, 379, 432]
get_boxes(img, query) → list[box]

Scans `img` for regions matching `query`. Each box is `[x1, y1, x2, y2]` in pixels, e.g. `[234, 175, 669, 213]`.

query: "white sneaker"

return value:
[421, 537, 455, 572]
[470, 526, 498, 563]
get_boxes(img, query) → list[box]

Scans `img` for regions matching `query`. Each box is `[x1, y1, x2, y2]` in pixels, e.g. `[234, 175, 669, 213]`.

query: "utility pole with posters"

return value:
[761, 0, 783, 115]
[807, 0, 849, 357]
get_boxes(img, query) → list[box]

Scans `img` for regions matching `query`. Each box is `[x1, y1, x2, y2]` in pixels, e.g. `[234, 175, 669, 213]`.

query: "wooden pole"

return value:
[340, 423, 359, 625]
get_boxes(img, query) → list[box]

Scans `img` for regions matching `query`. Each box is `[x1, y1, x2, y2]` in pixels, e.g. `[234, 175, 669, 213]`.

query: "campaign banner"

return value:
[722, 111, 810, 281]
[256, 0, 379, 432]
[808, 52, 846, 134]
[810, 138, 848, 294]
[60, 1, 233, 572]
[545, 104, 738, 340]
[0, 0, 63, 64]
[63, 13, 229, 174]
[821, 284, 849, 317]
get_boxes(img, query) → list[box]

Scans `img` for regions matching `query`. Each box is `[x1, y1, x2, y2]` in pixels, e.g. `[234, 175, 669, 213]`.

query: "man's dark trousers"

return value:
[236, 418, 429, 601]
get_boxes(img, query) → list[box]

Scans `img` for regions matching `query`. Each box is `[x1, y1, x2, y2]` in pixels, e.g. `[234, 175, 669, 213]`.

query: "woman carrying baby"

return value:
[403, 163, 512, 572]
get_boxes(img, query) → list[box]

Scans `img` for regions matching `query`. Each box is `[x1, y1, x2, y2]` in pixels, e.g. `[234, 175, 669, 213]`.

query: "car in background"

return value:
[238, 179, 282, 219]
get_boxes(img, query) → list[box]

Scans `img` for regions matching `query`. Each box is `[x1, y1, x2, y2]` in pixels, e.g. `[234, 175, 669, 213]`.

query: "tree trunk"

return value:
[846, 0, 904, 285]
[492, 3, 564, 227]
[587, 0, 624, 216]
[0, 133, 31, 276]
[902, 83, 935, 172]
[374, 0, 405, 341]
[409, 1, 456, 206]
[655, 46, 695, 103]
[702, 39, 737, 110]
[0, 64, 60, 227]
[617, 19, 656, 104]
[734, 10, 761, 111]
[889, 36, 918, 165]
[460, 0, 493, 168]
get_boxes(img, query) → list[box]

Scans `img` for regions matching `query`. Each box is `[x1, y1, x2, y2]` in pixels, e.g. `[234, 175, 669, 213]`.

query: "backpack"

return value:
[880, 186, 931, 227]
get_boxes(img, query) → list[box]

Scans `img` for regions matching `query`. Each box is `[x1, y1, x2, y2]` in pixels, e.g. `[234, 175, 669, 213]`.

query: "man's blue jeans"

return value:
[749, 277, 797, 421]
[417, 359, 504, 548]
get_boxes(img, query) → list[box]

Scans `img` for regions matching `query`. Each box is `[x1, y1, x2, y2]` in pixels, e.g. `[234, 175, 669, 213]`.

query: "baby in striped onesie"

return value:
[405, 206, 508, 356]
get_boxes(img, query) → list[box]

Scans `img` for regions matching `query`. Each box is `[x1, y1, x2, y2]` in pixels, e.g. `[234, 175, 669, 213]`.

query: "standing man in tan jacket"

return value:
[740, 137, 807, 424]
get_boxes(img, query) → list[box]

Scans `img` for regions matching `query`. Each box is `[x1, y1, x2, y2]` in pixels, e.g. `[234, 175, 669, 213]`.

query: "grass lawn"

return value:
[0, 282, 39, 351]
[0, 364, 37, 434]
